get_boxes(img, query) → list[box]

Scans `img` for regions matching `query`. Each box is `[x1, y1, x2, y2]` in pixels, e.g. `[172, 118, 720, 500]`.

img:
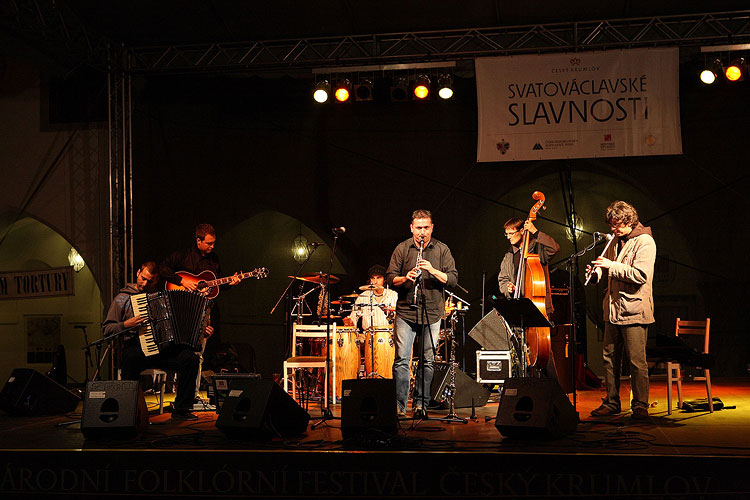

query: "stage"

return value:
[1, 378, 749, 499]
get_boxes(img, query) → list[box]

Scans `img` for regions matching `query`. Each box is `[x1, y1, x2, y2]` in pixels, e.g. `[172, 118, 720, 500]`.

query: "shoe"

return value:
[590, 404, 621, 417]
[631, 407, 649, 420]
[171, 410, 199, 421]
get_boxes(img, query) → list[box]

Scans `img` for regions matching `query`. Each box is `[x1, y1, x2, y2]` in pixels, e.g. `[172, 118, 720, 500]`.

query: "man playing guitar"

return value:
[159, 223, 240, 403]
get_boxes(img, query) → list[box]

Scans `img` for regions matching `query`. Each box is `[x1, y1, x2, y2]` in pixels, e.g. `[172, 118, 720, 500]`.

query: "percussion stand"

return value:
[312, 232, 342, 429]
[363, 292, 385, 379]
[440, 311, 468, 424]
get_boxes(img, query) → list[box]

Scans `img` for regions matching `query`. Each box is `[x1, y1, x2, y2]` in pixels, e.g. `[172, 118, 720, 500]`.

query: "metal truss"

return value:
[107, 48, 134, 299]
[127, 10, 750, 75]
[0, 0, 112, 71]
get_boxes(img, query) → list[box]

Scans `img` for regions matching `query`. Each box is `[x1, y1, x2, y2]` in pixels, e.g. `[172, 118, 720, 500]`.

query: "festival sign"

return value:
[0, 266, 74, 299]
[476, 47, 682, 162]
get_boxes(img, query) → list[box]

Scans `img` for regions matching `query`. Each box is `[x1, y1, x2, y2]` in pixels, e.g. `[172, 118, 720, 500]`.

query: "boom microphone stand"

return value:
[312, 227, 343, 429]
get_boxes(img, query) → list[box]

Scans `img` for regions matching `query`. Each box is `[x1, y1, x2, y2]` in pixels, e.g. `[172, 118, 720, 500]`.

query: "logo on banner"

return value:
[600, 133, 615, 151]
[570, 57, 581, 66]
[532, 143, 544, 150]
[496, 140, 510, 155]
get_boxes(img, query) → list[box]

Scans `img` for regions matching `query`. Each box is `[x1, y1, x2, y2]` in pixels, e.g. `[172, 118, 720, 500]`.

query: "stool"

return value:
[140, 368, 168, 414]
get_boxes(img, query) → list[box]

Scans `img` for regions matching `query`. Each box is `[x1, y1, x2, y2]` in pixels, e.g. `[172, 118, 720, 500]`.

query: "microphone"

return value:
[308, 242, 324, 247]
[332, 227, 346, 234]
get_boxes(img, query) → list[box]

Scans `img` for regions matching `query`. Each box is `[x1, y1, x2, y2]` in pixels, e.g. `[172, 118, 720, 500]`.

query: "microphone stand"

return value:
[554, 233, 605, 410]
[312, 231, 341, 428]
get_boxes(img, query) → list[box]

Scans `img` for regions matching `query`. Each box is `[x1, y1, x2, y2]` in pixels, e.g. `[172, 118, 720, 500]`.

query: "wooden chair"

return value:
[283, 324, 335, 404]
[666, 318, 712, 415]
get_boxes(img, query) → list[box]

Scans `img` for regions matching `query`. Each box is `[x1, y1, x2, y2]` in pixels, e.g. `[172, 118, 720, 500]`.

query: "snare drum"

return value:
[364, 326, 395, 379]
[329, 326, 359, 397]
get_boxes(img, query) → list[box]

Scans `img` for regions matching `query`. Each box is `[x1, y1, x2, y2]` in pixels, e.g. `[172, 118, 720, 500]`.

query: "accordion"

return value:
[130, 290, 211, 356]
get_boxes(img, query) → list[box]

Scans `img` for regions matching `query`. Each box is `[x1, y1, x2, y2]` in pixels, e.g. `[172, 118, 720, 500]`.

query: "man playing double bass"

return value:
[498, 217, 560, 376]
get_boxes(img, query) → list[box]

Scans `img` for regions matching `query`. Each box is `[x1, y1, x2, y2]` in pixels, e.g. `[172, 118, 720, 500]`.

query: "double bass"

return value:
[512, 191, 552, 368]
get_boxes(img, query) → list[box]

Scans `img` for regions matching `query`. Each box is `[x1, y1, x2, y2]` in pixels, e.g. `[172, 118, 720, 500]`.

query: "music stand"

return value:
[492, 297, 551, 377]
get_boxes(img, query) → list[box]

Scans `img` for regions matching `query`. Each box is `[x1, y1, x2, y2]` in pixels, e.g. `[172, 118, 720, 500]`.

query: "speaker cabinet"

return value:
[341, 378, 397, 439]
[0, 368, 80, 416]
[468, 311, 511, 351]
[81, 380, 148, 440]
[430, 363, 490, 408]
[495, 378, 579, 439]
[216, 379, 310, 440]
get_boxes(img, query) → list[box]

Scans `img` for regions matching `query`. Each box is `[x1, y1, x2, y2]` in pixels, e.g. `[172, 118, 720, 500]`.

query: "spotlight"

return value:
[413, 74, 430, 100]
[334, 79, 352, 102]
[699, 59, 721, 85]
[724, 58, 745, 82]
[390, 77, 409, 102]
[354, 79, 373, 101]
[313, 80, 330, 103]
[437, 74, 454, 99]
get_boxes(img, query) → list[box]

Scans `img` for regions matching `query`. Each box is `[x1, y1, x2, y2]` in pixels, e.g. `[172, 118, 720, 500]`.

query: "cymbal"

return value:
[339, 293, 359, 299]
[289, 272, 340, 284]
[330, 300, 351, 305]
[321, 315, 342, 319]
[359, 284, 384, 291]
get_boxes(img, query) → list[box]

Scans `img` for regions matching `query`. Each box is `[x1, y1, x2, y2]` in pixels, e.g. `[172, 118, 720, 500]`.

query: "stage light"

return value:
[413, 74, 430, 99]
[67, 247, 85, 272]
[390, 77, 409, 102]
[313, 80, 330, 103]
[699, 59, 722, 85]
[724, 58, 745, 82]
[437, 74, 454, 99]
[334, 79, 352, 102]
[354, 79, 373, 101]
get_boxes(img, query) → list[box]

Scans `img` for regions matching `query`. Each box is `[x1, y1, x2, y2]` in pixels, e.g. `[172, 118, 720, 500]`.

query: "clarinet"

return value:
[412, 237, 424, 307]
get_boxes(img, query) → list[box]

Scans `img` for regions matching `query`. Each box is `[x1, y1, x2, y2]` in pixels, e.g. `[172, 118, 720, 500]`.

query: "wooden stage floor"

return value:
[1, 378, 749, 499]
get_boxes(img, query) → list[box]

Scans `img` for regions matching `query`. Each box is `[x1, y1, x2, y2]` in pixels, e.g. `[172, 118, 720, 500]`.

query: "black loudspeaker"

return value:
[430, 363, 490, 408]
[215, 379, 310, 440]
[495, 378, 579, 439]
[468, 311, 511, 351]
[0, 368, 80, 416]
[81, 380, 148, 440]
[341, 378, 398, 439]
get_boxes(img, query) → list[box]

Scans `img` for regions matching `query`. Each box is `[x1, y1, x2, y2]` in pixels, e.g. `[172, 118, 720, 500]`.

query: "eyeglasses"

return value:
[504, 230, 520, 237]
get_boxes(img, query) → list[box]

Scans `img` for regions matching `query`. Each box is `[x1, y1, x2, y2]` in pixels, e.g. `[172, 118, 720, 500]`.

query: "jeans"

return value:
[393, 316, 441, 412]
[601, 322, 650, 411]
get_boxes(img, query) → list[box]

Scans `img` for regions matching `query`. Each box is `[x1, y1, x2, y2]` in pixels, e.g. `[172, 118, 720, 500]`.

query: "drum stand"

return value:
[362, 292, 386, 379]
[440, 311, 468, 424]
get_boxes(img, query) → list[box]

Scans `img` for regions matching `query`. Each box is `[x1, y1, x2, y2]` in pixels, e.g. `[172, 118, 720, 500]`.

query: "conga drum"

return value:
[329, 326, 359, 397]
[364, 326, 395, 379]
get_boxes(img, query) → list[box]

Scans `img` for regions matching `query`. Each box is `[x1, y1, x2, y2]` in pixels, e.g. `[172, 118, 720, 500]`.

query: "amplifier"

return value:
[476, 350, 512, 383]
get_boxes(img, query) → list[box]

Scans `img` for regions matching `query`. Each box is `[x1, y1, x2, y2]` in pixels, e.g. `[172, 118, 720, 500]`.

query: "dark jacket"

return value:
[102, 284, 141, 344]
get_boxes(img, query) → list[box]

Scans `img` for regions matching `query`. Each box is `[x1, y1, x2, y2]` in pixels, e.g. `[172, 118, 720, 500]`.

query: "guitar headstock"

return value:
[249, 267, 269, 279]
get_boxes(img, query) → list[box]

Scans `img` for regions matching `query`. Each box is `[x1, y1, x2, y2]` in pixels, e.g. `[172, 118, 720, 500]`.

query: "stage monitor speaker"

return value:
[468, 311, 511, 351]
[495, 378, 578, 439]
[81, 380, 148, 440]
[215, 378, 310, 440]
[430, 363, 490, 409]
[341, 378, 397, 439]
[0, 368, 80, 416]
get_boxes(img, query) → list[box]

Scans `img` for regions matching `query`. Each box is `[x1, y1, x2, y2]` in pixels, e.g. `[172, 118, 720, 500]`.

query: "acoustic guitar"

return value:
[167, 267, 269, 299]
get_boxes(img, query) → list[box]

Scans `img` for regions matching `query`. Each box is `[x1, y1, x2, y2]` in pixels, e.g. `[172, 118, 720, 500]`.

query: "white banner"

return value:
[476, 47, 682, 162]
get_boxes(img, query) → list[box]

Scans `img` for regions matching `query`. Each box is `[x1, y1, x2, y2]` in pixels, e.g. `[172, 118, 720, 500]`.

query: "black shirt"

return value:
[386, 237, 458, 324]
[159, 244, 223, 286]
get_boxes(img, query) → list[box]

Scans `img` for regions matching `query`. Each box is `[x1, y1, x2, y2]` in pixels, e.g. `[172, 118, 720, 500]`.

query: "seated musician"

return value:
[159, 223, 239, 402]
[497, 217, 560, 376]
[102, 261, 203, 421]
[343, 265, 398, 329]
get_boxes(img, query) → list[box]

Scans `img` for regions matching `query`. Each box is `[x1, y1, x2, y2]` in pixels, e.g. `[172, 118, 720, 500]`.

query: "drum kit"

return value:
[286, 271, 474, 417]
